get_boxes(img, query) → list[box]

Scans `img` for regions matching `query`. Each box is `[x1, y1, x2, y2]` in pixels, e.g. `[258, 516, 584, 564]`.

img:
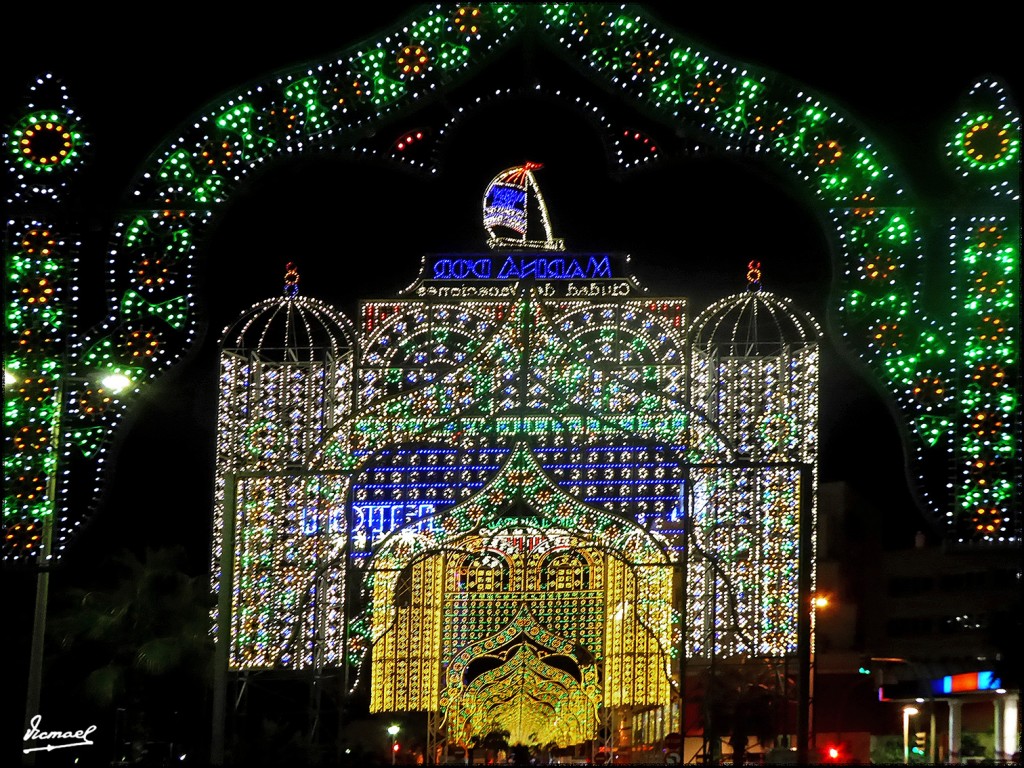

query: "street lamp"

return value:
[388, 724, 400, 765]
[902, 706, 919, 765]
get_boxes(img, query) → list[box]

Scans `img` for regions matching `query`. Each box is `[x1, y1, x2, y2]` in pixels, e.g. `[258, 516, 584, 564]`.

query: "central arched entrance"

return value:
[365, 442, 678, 759]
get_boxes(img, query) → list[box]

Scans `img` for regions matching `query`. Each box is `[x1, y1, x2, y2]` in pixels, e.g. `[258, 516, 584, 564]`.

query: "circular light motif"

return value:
[396, 45, 431, 78]
[13, 426, 49, 452]
[121, 327, 161, 359]
[255, 104, 303, 141]
[975, 224, 1003, 249]
[20, 228, 59, 256]
[15, 329, 57, 356]
[752, 114, 785, 136]
[970, 363, 1006, 388]
[20, 277, 55, 305]
[17, 376, 56, 405]
[3, 519, 43, 554]
[454, 6, 483, 36]
[692, 78, 723, 104]
[971, 506, 1003, 534]
[631, 49, 666, 79]
[159, 195, 189, 222]
[136, 255, 171, 287]
[870, 322, 902, 348]
[862, 254, 898, 282]
[968, 457, 997, 486]
[10, 475, 47, 503]
[973, 270, 1006, 296]
[814, 140, 843, 166]
[956, 114, 1019, 170]
[912, 376, 947, 407]
[9, 111, 82, 172]
[969, 410, 1004, 437]
[976, 316, 1005, 342]
[245, 420, 283, 460]
[78, 387, 115, 416]
[851, 193, 877, 219]
[200, 138, 238, 168]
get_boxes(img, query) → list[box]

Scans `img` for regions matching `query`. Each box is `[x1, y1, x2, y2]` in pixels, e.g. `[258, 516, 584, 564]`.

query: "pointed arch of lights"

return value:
[3, 3, 1017, 559]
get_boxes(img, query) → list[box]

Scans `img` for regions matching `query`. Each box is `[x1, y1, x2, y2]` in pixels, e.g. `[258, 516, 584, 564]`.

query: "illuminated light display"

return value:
[453, 6, 484, 37]
[211, 168, 819, 753]
[1, 0, 1015, 572]
[482, 163, 565, 251]
[396, 44, 431, 78]
[212, 264, 357, 668]
[932, 670, 1002, 694]
[8, 111, 81, 172]
[615, 128, 659, 169]
[955, 114, 1019, 171]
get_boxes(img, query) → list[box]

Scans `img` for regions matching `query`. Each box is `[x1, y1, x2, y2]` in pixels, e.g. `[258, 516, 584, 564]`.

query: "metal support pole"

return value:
[211, 472, 236, 766]
[796, 464, 814, 765]
[22, 516, 51, 768]
[22, 377, 64, 768]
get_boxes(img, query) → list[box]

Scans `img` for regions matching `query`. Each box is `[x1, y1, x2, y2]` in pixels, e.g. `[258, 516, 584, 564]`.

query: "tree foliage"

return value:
[47, 545, 214, 756]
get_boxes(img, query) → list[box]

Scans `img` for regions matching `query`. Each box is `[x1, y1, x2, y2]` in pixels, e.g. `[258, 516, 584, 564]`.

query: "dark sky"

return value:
[3, 5, 1019, 573]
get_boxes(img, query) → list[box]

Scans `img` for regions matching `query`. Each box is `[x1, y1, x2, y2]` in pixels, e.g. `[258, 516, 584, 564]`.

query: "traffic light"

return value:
[821, 742, 850, 762]
[912, 731, 927, 756]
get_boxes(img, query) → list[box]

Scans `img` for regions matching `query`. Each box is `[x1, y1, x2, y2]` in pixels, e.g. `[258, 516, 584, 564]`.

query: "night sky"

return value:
[3, 2, 1020, 727]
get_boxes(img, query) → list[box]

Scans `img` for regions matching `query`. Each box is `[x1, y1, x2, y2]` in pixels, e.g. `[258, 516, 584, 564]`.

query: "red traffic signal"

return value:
[821, 743, 848, 762]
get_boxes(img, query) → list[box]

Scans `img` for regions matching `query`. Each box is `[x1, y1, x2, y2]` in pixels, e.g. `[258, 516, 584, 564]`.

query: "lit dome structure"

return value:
[688, 263, 821, 463]
[690, 264, 822, 358]
[220, 262, 356, 362]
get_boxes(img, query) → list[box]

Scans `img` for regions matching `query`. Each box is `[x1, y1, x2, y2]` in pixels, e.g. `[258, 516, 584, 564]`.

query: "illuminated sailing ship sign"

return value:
[483, 162, 565, 251]
[212, 165, 821, 751]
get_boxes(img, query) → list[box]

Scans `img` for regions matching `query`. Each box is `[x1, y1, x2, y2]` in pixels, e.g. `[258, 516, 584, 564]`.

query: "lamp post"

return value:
[902, 706, 918, 764]
[388, 724, 400, 765]
[18, 368, 134, 767]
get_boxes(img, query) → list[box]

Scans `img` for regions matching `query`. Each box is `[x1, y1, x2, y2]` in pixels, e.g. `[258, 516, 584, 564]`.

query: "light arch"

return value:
[2, 3, 1018, 564]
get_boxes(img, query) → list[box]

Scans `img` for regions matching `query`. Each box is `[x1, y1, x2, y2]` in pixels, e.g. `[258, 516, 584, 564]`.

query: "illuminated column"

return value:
[993, 696, 1005, 762]
[212, 263, 355, 669]
[687, 267, 821, 659]
[1001, 693, 1019, 762]
[948, 699, 962, 764]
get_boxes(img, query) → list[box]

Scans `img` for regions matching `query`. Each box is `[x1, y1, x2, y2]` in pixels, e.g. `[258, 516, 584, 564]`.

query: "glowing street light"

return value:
[388, 724, 400, 765]
[902, 706, 919, 764]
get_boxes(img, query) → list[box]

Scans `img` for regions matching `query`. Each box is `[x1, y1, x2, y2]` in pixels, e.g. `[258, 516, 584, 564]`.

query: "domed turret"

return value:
[690, 262, 821, 357]
[220, 261, 355, 361]
[689, 262, 820, 462]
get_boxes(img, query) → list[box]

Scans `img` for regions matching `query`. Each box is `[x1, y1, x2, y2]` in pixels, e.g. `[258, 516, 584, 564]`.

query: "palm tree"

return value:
[48, 545, 213, 761]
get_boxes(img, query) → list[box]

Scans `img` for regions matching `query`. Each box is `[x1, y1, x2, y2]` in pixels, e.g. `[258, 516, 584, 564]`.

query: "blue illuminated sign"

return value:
[429, 253, 615, 281]
[301, 503, 438, 537]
